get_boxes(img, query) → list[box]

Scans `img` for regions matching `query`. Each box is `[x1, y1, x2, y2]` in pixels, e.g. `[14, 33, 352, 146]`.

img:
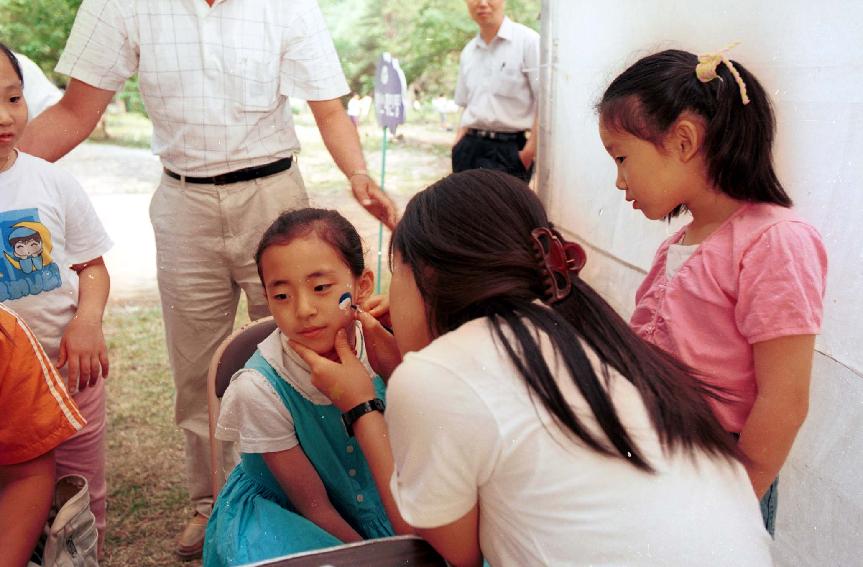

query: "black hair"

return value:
[598, 49, 791, 218]
[0, 43, 24, 85]
[255, 208, 365, 286]
[391, 169, 739, 471]
[9, 232, 42, 247]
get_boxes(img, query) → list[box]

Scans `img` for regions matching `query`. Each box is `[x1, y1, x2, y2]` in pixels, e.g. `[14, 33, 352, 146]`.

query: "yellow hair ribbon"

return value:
[696, 42, 750, 105]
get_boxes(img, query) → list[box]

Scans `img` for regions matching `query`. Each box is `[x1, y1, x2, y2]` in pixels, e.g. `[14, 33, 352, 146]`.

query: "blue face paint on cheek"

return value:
[338, 291, 352, 311]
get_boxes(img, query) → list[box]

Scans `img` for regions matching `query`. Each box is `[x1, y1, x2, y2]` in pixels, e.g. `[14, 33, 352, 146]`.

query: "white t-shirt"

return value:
[15, 52, 62, 119]
[386, 317, 772, 567]
[665, 242, 698, 279]
[0, 153, 113, 390]
[217, 325, 373, 454]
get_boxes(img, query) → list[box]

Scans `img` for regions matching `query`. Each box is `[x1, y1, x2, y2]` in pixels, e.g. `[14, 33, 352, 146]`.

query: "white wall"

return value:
[538, 1, 863, 564]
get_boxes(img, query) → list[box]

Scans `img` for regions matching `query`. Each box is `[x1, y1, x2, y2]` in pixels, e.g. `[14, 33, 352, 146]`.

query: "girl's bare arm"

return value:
[60, 257, 110, 390]
[262, 446, 362, 543]
[0, 451, 56, 567]
[738, 334, 815, 497]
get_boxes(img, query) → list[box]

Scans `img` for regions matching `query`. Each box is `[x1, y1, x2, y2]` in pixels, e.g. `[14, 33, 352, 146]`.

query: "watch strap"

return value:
[341, 398, 385, 437]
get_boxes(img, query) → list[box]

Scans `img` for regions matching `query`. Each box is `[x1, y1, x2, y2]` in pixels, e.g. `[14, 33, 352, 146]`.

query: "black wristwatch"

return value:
[342, 398, 386, 437]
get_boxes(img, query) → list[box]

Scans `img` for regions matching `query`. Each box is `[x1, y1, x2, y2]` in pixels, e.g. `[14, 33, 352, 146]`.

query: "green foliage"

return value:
[0, 0, 147, 116]
[322, 0, 540, 98]
[0, 0, 81, 84]
[118, 75, 148, 115]
[1, 0, 538, 117]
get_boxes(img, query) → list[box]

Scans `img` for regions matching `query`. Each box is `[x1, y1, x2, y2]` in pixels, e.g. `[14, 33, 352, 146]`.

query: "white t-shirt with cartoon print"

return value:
[0, 152, 113, 376]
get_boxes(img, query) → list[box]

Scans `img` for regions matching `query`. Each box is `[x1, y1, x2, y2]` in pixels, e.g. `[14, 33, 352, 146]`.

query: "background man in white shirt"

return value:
[452, 0, 540, 182]
[19, 0, 396, 559]
[15, 52, 62, 119]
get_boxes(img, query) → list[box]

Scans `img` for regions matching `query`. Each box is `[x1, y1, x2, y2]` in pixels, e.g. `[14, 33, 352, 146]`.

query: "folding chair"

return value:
[244, 535, 450, 567]
[207, 316, 278, 498]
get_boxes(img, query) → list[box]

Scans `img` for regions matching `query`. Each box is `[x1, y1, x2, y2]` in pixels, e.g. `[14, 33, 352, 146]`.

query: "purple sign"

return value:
[374, 53, 407, 134]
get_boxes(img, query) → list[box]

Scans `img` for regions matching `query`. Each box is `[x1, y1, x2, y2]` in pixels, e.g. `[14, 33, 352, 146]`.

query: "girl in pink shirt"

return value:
[597, 48, 828, 536]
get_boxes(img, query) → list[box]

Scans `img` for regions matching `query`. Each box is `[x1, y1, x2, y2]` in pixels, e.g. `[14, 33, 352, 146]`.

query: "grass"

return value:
[101, 299, 250, 566]
[92, 109, 451, 564]
[101, 299, 192, 566]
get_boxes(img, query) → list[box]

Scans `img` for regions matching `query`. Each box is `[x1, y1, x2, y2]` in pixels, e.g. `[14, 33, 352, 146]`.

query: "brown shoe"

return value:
[176, 513, 208, 560]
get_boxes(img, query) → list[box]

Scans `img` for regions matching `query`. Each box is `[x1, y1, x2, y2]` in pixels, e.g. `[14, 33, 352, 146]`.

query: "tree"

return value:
[0, 0, 81, 83]
[400, 0, 540, 95]
[2, 0, 539, 115]
[321, 0, 540, 98]
[1, 0, 148, 115]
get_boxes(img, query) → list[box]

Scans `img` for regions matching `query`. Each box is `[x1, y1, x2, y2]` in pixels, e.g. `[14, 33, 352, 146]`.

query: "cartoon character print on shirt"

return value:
[0, 209, 62, 301]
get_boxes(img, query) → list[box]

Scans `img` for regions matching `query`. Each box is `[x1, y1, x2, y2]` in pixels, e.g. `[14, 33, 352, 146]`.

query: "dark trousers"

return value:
[451, 132, 533, 182]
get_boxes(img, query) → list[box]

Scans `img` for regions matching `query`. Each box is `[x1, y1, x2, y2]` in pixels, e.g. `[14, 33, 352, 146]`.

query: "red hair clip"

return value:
[530, 227, 587, 304]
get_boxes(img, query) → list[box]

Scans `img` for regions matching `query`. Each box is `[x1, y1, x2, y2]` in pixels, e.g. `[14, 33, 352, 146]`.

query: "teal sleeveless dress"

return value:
[203, 349, 392, 566]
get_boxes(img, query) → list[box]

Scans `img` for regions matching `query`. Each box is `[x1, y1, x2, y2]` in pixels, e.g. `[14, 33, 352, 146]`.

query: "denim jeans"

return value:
[760, 477, 779, 537]
[731, 433, 778, 537]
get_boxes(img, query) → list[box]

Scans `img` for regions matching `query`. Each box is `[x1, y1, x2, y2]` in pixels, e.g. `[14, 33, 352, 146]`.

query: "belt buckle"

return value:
[488, 131, 497, 140]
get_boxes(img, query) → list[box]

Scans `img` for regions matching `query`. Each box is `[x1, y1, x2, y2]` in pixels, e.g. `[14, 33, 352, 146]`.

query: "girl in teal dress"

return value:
[203, 209, 396, 566]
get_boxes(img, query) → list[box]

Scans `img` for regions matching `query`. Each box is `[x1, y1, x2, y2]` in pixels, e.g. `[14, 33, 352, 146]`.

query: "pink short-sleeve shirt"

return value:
[631, 203, 828, 432]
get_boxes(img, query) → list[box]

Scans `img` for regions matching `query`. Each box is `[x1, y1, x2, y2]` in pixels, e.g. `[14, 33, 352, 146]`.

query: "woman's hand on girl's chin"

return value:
[290, 329, 376, 412]
[355, 309, 402, 380]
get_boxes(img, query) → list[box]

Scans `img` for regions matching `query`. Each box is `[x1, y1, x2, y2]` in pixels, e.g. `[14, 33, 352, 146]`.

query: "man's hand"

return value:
[58, 315, 109, 391]
[290, 329, 376, 412]
[519, 114, 539, 171]
[518, 147, 535, 169]
[351, 174, 397, 230]
[307, 98, 399, 229]
[453, 126, 468, 147]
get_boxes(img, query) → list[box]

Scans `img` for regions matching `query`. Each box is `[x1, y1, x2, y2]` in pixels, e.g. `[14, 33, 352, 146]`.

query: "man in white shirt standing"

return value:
[452, 0, 540, 182]
[19, 0, 397, 559]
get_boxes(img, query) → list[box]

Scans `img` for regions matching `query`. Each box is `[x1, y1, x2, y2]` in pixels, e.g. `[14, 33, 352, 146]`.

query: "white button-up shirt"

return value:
[17, 53, 63, 120]
[454, 17, 540, 133]
[56, 0, 349, 176]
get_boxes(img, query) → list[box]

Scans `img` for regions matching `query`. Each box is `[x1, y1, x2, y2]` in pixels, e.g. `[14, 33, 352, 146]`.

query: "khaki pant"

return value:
[149, 164, 308, 516]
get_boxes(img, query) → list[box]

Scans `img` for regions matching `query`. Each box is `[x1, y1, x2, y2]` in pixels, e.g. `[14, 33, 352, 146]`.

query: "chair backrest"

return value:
[207, 317, 278, 496]
[244, 535, 449, 567]
[212, 317, 278, 399]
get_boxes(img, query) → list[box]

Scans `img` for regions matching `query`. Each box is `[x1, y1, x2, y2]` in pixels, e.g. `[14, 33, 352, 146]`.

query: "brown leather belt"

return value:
[164, 156, 293, 185]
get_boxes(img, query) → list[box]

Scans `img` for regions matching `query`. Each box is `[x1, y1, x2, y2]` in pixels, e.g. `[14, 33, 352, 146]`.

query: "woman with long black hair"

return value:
[291, 169, 772, 566]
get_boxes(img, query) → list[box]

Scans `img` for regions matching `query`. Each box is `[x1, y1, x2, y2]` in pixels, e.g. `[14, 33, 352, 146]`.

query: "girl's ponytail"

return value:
[701, 56, 791, 206]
